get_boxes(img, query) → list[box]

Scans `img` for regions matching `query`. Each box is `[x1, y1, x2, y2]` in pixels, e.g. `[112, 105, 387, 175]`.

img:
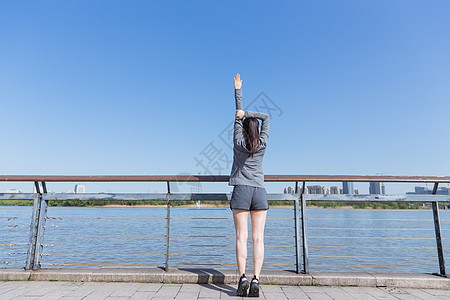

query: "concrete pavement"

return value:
[2, 281, 450, 299]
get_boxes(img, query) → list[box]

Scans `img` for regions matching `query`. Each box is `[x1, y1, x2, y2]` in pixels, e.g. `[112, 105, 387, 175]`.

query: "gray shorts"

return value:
[230, 185, 269, 211]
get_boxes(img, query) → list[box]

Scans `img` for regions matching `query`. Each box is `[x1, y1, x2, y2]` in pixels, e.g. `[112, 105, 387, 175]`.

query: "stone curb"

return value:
[1, 268, 449, 289]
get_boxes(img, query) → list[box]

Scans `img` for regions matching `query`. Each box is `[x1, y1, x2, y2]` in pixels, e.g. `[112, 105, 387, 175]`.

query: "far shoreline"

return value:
[0, 203, 433, 209]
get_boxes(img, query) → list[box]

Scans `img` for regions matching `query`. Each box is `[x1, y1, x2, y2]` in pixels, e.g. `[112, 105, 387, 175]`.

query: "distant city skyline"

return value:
[283, 182, 366, 195]
[2, 182, 450, 196]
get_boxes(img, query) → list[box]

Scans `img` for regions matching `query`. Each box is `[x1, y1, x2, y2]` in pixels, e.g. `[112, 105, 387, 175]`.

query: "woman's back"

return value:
[228, 88, 269, 188]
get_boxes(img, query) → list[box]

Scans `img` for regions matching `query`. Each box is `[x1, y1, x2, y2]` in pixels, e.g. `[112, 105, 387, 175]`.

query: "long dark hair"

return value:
[243, 117, 260, 158]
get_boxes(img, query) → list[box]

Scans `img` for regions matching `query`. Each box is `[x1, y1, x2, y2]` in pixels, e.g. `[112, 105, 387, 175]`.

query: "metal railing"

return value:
[1, 175, 450, 276]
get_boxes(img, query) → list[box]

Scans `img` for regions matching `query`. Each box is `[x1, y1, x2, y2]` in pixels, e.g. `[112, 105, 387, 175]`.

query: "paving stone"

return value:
[21, 285, 56, 297]
[280, 286, 309, 299]
[174, 291, 199, 299]
[38, 283, 79, 299]
[263, 292, 287, 299]
[380, 286, 409, 294]
[179, 283, 202, 292]
[389, 293, 421, 300]
[1, 284, 34, 300]
[109, 282, 142, 297]
[359, 286, 399, 299]
[300, 285, 329, 293]
[198, 283, 222, 297]
[217, 284, 238, 298]
[260, 284, 283, 293]
[83, 282, 129, 300]
[0, 282, 19, 294]
[320, 286, 357, 300]
[420, 288, 450, 296]
[152, 283, 182, 298]
[334, 287, 379, 300]
[129, 291, 158, 299]
[304, 292, 334, 300]
[137, 282, 163, 292]
[402, 288, 443, 300]
[62, 282, 100, 298]
[219, 293, 244, 299]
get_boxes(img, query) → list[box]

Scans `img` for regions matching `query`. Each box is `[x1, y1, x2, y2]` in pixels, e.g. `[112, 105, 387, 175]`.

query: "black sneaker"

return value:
[248, 275, 259, 297]
[237, 274, 249, 297]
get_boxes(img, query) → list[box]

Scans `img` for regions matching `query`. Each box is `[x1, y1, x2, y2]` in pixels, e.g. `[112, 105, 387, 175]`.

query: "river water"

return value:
[2, 206, 450, 273]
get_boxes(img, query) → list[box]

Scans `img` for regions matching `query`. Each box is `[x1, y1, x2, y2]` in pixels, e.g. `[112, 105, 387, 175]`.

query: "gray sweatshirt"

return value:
[228, 88, 270, 188]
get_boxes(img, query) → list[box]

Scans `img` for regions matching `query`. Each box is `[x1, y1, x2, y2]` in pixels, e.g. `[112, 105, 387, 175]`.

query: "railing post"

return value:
[32, 187, 48, 269]
[294, 181, 302, 273]
[431, 182, 446, 276]
[300, 181, 309, 273]
[25, 192, 41, 269]
[165, 181, 171, 272]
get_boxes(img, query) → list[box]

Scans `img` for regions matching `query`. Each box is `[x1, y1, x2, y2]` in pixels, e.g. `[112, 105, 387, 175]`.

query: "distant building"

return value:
[296, 184, 309, 194]
[407, 186, 450, 195]
[381, 183, 386, 195]
[330, 186, 340, 194]
[342, 182, 354, 194]
[412, 186, 431, 194]
[74, 184, 86, 193]
[307, 185, 321, 194]
[308, 185, 329, 194]
[284, 186, 295, 194]
[369, 182, 381, 194]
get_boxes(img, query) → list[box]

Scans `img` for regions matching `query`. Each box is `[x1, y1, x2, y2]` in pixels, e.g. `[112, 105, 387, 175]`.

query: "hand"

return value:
[235, 109, 245, 120]
[234, 73, 242, 89]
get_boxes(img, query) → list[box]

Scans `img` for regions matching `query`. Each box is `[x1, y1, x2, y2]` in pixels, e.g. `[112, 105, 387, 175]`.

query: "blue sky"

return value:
[1, 1, 449, 194]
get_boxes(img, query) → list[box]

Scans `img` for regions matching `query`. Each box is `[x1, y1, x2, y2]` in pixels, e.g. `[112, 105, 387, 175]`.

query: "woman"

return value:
[229, 73, 269, 297]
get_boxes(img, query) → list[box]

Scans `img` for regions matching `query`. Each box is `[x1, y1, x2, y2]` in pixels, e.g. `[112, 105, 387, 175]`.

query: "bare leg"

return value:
[250, 209, 267, 279]
[232, 209, 248, 276]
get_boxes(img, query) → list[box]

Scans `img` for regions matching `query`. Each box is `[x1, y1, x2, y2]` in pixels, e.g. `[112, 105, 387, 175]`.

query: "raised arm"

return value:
[234, 73, 243, 110]
[235, 88, 243, 111]
[233, 74, 245, 149]
[244, 111, 269, 147]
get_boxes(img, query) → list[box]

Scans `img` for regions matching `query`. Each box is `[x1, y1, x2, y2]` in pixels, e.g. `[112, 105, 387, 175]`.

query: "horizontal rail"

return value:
[310, 264, 437, 269]
[43, 244, 166, 247]
[310, 246, 438, 249]
[1, 174, 450, 183]
[42, 253, 162, 257]
[309, 236, 435, 240]
[308, 227, 440, 231]
[310, 255, 436, 259]
[41, 263, 163, 266]
[44, 234, 166, 238]
[308, 218, 432, 221]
